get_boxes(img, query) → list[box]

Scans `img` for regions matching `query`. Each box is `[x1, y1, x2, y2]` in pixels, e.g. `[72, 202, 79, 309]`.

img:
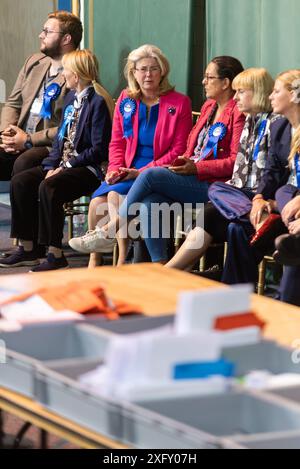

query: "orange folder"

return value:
[214, 312, 265, 331]
[0, 280, 143, 320]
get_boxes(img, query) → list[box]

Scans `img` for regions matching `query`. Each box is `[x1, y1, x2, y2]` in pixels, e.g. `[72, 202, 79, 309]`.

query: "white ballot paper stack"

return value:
[175, 284, 262, 347]
[79, 325, 228, 401]
[79, 285, 263, 400]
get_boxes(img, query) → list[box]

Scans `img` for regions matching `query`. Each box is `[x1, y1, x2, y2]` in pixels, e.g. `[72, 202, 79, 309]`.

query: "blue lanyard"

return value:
[253, 119, 267, 161]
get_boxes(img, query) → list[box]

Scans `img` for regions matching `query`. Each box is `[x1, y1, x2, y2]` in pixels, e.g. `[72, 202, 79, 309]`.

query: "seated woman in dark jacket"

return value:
[194, 69, 299, 288]
[273, 189, 300, 307]
[218, 69, 300, 286]
[0, 49, 113, 271]
[269, 71, 300, 306]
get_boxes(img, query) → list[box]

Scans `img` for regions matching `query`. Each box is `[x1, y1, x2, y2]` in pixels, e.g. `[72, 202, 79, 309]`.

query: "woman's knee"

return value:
[93, 196, 111, 221]
[90, 196, 106, 211]
[138, 167, 168, 185]
[275, 185, 288, 204]
[107, 191, 123, 205]
[227, 222, 244, 236]
[38, 177, 58, 200]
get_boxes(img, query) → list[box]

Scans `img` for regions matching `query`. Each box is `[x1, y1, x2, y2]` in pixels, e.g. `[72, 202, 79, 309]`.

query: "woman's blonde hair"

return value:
[232, 68, 274, 113]
[276, 69, 300, 166]
[62, 49, 115, 120]
[124, 44, 174, 99]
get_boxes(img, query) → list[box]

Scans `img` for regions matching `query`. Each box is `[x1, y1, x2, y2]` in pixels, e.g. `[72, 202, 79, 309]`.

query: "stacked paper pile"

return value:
[175, 284, 265, 347]
[80, 284, 264, 400]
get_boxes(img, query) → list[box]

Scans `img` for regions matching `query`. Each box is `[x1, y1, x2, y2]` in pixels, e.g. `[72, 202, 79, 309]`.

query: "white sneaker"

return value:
[68, 226, 116, 253]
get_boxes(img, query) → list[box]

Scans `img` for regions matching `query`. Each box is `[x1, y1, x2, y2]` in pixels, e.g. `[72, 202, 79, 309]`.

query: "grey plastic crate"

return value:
[85, 314, 173, 334]
[126, 390, 300, 448]
[223, 431, 300, 449]
[222, 340, 300, 377]
[121, 400, 220, 449]
[35, 361, 125, 442]
[2, 316, 300, 448]
[268, 385, 300, 404]
[0, 322, 108, 398]
[34, 358, 219, 448]
[0, 316, 173, 402]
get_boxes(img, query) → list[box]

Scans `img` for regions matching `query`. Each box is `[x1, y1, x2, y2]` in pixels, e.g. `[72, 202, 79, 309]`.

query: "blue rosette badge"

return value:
[202, 122, 227, 160]
[58, 104, 75, 141]
[40, 83, 61, 120]
[120, 98, 137, 138]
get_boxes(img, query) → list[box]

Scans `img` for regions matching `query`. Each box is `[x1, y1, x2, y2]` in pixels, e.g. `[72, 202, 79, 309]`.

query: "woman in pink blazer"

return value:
[108, 88, 192, 172]
[69, 44, 192, 266]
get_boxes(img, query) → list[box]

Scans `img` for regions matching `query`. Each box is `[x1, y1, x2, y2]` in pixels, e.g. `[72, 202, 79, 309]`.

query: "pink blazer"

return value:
[183, 98, 245, 183]
[108, 89, 192, 172]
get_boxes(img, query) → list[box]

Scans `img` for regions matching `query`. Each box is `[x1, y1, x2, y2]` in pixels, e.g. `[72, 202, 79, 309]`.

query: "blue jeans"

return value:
[118, 167, 210, 261]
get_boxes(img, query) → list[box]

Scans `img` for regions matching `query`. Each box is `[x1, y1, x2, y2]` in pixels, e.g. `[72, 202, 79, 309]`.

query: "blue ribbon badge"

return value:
[253, 119, 267, 161]
[40, 83, 61, 119]
[295, 153, 300, 188]
[58, 104, 75, 141]
[201, 122, 227, 160]
[120, 98, 137, 138]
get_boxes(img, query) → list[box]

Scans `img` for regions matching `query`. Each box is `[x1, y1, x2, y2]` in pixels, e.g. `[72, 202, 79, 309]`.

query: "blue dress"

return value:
[92, 102, 159, 198]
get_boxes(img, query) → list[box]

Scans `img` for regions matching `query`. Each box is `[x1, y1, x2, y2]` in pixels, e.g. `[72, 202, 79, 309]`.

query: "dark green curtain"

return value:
[84, 0, 193, 97]
[206, 0, 300, 77]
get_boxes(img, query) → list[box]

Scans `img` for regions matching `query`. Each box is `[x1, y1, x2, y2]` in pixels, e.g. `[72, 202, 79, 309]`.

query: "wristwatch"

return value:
[24, 134, 33, 150]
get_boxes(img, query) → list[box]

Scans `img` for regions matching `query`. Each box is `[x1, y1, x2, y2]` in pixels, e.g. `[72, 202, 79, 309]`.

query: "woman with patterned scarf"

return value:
[166, 68, 278, 271]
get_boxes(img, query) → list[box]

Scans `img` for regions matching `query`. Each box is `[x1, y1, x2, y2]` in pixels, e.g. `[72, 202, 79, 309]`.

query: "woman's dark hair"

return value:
[211, 56, 244, 83]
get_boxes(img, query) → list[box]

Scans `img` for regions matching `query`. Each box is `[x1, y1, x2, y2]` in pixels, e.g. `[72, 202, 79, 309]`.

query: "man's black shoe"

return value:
[30, 253, 68, 272]
[0, 247, 40, 268]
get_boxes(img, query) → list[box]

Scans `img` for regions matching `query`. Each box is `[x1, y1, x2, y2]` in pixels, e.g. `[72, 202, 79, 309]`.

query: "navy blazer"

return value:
[256, 117, 291, 200]
[42, 88, 112, 175]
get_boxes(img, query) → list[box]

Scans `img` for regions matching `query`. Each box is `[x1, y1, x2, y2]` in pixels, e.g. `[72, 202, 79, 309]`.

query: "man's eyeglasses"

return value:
[40, 28, 65, 37]
[135, 66, 161, 74]
[202, 75, 223, 82]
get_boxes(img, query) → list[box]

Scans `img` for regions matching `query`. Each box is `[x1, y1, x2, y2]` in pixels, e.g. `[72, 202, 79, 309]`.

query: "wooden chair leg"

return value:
[112, 243, 119, 266]
[199, 254, 206, 272]
[223, 242, 228, 266]
[257, 257, 267, 296]
[68, 215, 73, 240]
[174, 214, 183, 253]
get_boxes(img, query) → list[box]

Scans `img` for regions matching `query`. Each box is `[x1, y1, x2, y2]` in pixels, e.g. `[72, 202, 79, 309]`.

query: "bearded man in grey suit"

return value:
[0, 10, 83, 179]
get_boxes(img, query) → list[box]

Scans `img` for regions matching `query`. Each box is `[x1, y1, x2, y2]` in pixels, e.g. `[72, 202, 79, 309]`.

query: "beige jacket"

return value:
[0, 53, 67, 147]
